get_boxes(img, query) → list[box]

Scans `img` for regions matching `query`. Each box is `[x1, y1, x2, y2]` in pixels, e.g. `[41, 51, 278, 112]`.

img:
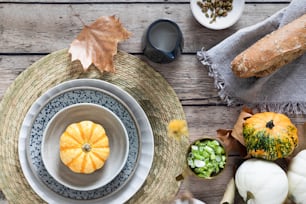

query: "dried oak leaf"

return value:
[216, 107, 254, 157]
[68, 15, 131, 73]
[231, 107, 253, 146]
[217, 129, 247, 157]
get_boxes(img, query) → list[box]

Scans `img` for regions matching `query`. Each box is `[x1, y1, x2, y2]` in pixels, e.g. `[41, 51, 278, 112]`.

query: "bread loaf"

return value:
[231, 14, 306, 78]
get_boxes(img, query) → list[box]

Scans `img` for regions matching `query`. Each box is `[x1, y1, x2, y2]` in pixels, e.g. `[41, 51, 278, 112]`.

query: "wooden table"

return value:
[0, 0, 295, 203]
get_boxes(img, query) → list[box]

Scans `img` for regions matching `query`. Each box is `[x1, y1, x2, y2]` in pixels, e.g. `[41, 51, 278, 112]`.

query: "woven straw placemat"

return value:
[0, 49, 188, 203]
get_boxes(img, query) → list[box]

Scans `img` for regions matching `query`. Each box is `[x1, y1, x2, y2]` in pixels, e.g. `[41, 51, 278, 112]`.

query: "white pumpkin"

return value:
[235, 159, 288, 204]
[287, 150, 306, 204]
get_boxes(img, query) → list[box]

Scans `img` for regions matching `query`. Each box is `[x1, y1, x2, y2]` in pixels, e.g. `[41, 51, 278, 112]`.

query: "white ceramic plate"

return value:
[18, 79, 154, 203]
[190, 0, 245, 30]
[41, 103, 129, 191]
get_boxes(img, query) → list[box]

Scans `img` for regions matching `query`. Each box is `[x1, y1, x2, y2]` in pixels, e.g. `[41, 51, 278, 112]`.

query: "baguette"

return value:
[231, 14, 306, 78]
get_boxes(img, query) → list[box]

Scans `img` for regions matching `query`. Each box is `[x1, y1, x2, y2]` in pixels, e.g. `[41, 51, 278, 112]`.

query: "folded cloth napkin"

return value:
[197, 0, 306, 114]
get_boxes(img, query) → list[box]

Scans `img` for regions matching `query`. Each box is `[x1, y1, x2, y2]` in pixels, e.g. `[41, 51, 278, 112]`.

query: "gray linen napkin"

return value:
[197, 0, 306, 114]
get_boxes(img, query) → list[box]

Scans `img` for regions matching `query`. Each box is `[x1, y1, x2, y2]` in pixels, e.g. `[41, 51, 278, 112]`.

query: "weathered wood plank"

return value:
[0, 3, 288, 53]
[3, 53, 306, 109]
[0, 54, 223, 104]
[184, 105, 241, 138]
[0, 0, 292, 3]
[139, 54, 224, 105]
[0, 55, 37, 99]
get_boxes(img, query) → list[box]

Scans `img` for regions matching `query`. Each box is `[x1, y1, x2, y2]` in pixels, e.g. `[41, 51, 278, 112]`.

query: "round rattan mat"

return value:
[0, 49, 189, 203]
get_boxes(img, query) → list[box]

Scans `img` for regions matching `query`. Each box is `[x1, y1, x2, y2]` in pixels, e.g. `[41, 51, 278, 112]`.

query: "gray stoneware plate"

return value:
[41, 103, 129, 191]
[18, 79, 154, 203]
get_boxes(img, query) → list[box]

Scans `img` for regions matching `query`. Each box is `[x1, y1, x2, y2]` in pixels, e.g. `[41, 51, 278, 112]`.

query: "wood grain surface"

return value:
[0, 3, 286, 53]
[1, 1, 302, 204]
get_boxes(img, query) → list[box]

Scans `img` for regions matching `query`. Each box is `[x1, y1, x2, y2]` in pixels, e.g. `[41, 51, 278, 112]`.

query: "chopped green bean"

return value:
[187, 139, 226, 178]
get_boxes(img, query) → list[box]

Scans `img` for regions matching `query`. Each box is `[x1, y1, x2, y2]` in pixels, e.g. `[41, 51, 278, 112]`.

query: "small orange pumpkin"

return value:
[60, 120, 110, 174]
[243, 112, 298, 160]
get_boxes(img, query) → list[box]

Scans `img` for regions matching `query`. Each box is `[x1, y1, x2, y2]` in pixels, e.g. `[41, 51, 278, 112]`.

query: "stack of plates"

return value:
[18, 79, 154, 203]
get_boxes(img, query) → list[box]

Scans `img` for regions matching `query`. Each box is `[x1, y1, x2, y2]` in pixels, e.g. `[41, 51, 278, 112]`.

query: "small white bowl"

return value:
[190, 0, 245, 30]
[41, 103, 129, 191]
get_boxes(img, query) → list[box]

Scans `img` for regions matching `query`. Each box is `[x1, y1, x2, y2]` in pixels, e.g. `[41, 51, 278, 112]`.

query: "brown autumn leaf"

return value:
[217, 129, 247, 157]
[68, 15, 131, 73]
[231, 107, 253, 146]
[216, 107, 253, 157]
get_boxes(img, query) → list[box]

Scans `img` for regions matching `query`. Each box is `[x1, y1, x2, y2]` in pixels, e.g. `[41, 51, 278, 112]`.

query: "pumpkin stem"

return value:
[266, 120, 274, 129]
[82, 143, 91, 152]
[246, 191, 255, 202]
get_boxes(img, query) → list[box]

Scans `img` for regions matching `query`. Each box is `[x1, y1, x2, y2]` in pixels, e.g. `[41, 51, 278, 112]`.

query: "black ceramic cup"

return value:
[143, 19, 184, 63]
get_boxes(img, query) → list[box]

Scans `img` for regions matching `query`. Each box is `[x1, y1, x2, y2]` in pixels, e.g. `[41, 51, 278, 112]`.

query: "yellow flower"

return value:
[167, 120, 189, 141]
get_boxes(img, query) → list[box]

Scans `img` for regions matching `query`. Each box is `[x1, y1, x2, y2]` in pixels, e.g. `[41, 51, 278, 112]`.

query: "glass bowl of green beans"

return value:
[186, 136, 227, 179]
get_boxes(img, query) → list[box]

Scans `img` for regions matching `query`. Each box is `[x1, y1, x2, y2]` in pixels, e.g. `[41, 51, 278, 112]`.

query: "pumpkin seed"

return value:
[202, 7, 208, 12]
[196, 0, 233, 23]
